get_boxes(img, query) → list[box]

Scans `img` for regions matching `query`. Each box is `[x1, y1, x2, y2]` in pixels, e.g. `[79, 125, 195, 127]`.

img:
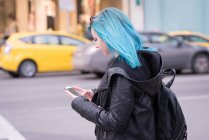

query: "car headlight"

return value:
[4, 43, 12, 54]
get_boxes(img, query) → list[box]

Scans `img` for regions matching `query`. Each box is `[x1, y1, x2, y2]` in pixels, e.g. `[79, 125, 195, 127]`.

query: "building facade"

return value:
[0, 0, 126, 38]
[0, 0, 208, 38]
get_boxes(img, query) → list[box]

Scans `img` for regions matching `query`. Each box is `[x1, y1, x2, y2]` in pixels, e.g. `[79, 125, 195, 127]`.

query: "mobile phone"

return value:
[64, 86, 80, 96]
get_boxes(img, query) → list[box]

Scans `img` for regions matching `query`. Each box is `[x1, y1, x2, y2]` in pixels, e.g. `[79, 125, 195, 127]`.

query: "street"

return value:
[0, 70, 209, 140]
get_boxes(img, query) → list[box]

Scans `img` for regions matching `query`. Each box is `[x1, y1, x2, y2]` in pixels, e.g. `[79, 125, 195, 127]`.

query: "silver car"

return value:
[73, 32, 209, 76]
[73, 45, 113, 76]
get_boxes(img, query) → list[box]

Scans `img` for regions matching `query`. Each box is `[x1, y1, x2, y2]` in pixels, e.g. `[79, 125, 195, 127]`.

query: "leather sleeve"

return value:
[97, 75, 135, 132]
[71, 96, 103, 124]
[71, 75, 135, 132]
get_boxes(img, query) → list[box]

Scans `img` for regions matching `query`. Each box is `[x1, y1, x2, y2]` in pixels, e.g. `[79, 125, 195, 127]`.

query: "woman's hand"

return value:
[64, 86, 94, 101]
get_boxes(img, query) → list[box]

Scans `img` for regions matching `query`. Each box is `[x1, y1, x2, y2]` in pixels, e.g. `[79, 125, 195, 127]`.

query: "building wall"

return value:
[129, 0, 144, 31]
[0, 0, 16, 34]
[16, 0, 28, 32]
[101, 0, 122, 10]
[144, 0, 209, 35]
[58, 0, 77, 33]
[35, 0, 47, 31]
[0, 0, 129, 33]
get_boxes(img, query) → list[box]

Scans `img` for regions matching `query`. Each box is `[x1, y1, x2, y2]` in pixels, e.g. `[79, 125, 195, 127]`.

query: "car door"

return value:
[58, 35, 87, 71]
[32, 34, 66, 72]
[148, 34, 191, 69]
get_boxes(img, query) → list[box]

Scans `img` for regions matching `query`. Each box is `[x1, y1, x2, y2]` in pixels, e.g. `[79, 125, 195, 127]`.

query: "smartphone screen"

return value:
[64, 86, 80, 96]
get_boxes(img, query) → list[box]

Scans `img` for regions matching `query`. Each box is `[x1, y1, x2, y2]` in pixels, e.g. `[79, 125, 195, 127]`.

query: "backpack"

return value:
[109, 50, 187, 140]
[156, 68, 187, 140]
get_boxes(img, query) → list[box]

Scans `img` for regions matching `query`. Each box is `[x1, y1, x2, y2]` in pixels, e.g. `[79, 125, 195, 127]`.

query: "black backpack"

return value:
[109, 50, 187, 140]
[156, 68, 187, 140]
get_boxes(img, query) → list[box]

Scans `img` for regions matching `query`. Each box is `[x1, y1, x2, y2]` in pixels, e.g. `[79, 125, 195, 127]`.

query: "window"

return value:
[47, 36, 59, 45]
[174, 36, 185, 42]
[33, 35, 48, 44]
[150, 35, 167, 43]
[33, 35, 59, 45]
[140, 34, 149, 43]
[150, 34, 178, 46]
[60, 36, 85, 46]
[189, 36, 209, 43]
[20, 36, 33, 43]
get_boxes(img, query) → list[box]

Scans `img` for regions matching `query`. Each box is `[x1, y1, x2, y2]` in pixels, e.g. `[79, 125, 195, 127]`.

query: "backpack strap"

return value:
[162, 68, 176, 88]
[157, 69, 176, 139]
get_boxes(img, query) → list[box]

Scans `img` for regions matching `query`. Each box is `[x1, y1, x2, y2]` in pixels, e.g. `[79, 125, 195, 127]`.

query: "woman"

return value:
[65, 7, 162, 140]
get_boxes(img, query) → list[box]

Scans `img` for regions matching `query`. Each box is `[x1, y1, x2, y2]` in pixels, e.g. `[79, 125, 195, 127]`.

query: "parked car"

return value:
[169, 31, 209, 48]
[0, 31, 90, 77]
[73, 31, 209, 76]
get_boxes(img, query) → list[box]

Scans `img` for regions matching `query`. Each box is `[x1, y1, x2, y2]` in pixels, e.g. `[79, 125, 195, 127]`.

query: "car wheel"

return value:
[8, 71, 19, 78]
[192, 54, 209, 74]
[18, 60, 37, 77]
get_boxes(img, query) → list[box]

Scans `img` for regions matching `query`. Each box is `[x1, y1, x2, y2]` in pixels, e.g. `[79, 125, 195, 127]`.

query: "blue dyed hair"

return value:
[90, 7, 155, 68]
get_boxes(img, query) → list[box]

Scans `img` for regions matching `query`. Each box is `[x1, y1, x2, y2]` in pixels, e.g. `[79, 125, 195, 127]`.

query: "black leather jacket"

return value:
[71, 50, 162, 140]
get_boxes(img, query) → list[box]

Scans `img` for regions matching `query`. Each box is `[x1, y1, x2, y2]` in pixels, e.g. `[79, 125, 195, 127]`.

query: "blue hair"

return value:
[91, 7, 155, 68]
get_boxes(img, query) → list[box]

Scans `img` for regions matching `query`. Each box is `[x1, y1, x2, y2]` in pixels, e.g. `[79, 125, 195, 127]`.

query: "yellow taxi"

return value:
[0, 31, 90, 77]
[169, 31, 209, 48]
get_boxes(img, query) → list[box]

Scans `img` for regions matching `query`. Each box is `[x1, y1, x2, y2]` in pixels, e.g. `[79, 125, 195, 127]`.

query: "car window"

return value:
[150, 34, 179, 46]
[48, 35, 59, 44]
[150, 35, 166, 43]
[189, 36, 209, 43]
[20, 36, 33, 43]
[33, 35, 59, 45]
[140, 34, 149, 43]
[174, 36, 185, 42]
[60, 36, 85, 46]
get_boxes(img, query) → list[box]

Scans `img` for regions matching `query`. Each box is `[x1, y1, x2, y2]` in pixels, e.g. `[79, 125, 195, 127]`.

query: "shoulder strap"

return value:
[157, 68, 176, 139]
[162, 68, 176, 88]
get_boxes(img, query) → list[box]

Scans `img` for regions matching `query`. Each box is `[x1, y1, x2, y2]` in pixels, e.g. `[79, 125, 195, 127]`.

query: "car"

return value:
[169, 31, 209, 48]
[73, 45, 113, 77]
[0, 31, 90, 77]
[73, 31, 209, 76]
[140, 31, 209, 74]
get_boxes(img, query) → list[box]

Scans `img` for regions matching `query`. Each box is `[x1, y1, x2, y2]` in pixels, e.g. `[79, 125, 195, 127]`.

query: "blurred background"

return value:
[0, 0, 209, 37]
[0, 0, 209, 140]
